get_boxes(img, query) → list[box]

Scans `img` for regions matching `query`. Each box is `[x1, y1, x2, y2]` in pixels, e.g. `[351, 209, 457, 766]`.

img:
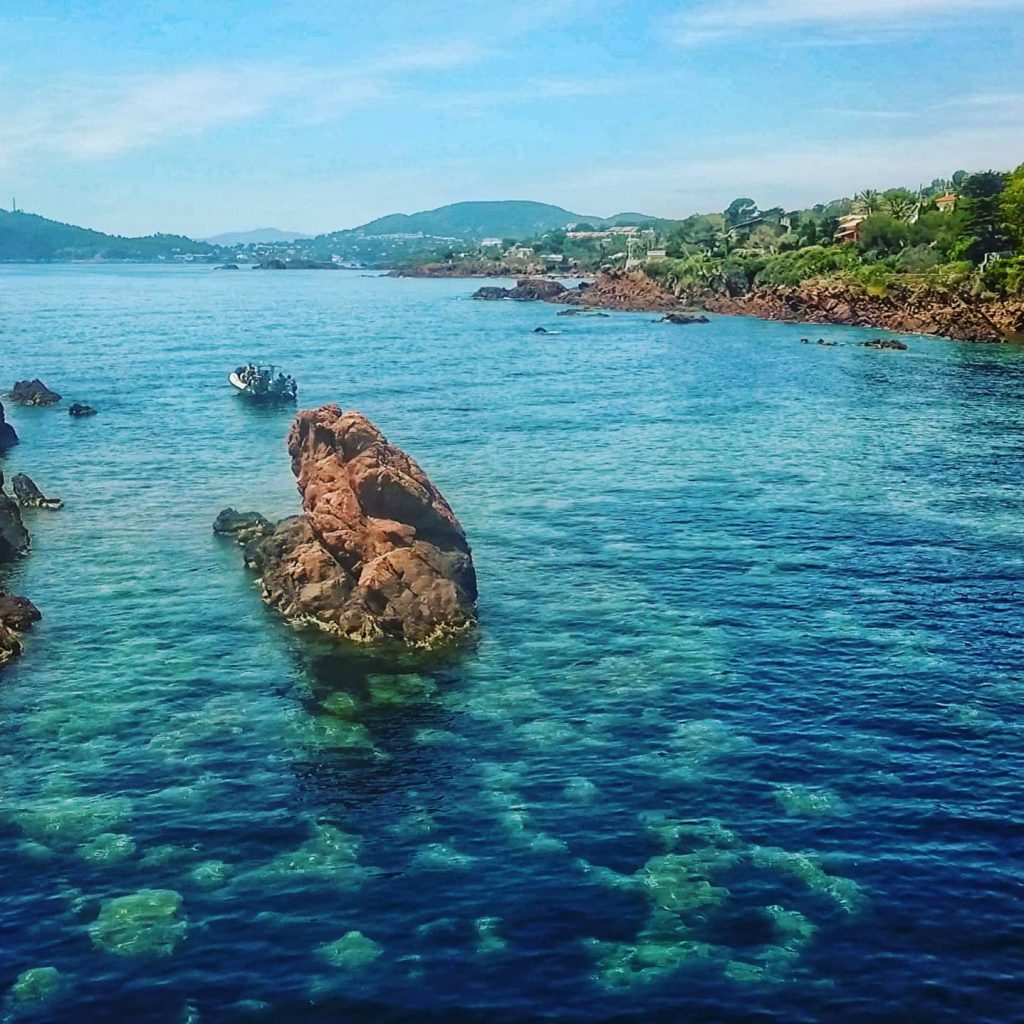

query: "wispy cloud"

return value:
[670, 0, 1024, 44]
[0, 42, 486, 168]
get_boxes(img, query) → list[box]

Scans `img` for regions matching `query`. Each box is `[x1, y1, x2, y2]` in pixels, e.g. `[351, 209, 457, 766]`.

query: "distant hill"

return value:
[204, 228, 313, 246]
[0, 209, 219, 262]
[326, 200, 659, 243]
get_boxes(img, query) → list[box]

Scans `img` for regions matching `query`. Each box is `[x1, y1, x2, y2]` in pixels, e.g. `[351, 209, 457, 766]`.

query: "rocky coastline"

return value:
[218, 405, 477, 648]
[471, 268, 1024, 342]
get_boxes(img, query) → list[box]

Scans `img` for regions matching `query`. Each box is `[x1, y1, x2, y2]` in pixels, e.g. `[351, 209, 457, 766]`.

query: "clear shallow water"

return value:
[1, 265, 1024, 1023]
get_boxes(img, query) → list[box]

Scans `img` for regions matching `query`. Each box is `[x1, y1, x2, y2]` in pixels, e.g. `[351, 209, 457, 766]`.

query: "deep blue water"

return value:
[1, 264, 1024, 1023]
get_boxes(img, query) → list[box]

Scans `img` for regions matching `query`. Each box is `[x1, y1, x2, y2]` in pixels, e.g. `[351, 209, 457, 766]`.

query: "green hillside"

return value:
[0, 209, 219, 262]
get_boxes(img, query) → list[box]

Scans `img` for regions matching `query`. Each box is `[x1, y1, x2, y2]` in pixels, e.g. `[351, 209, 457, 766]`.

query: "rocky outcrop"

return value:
[0, 401, 17, 451]
[253, 259, 339, 270]
[703, 280, 1024, 343]
[12, 474, 63, 510]
[659, 312, 710, 325]
[391, 261, 543, 279]
[473, 278, 568, 302]
[558, 270, 683, 312]
[213, 508, 272, 544]
[862, 338, 909, 351]
[68, 404, 98, 417]
[0, 472, 30, 561]
[0, 590, 41, 667]
[11, 379, 61, 406]
[222, 406, 477, 647]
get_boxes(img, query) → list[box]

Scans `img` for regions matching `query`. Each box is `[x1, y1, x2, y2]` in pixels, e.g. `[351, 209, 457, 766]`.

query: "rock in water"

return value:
[0, 590, 41, 666]
[68, 403, 98, 417]
[12, 474, 63, 510]
[11, 379, 61, 406]
[0, 473, 30, 561]
[231, 405, 477, 646]
[659, 312, 710, 325]
[473, 278, 568, 302]
[0, 401, 17, 451]
[212, 508, 272, 544]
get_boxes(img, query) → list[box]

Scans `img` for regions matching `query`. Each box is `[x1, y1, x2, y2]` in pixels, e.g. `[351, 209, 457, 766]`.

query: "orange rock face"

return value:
[250, 406, 477, 646]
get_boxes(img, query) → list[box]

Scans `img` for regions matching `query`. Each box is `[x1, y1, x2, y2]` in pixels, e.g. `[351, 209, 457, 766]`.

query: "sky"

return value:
[1, 0, 1023, 237]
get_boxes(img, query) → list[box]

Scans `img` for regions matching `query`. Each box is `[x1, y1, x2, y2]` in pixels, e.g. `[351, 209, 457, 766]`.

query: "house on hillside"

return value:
[935, 193, 958, 213]
[506, 245, 535, 260]
[835, 214, 867, 244]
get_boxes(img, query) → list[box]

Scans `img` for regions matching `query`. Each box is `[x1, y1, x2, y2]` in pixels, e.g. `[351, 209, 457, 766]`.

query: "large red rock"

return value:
[246, 406, 477, 647]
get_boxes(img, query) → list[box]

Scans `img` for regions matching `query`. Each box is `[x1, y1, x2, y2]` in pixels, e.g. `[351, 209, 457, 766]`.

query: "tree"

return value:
[1000, 163, 1024, 251]
[952, 170, 969, 189]
[724, 198, 758, 228]
[884, 189, 918, 223]
[858, 213, 910, 256]
[960, 170, 1010, 262]
[853, 189, 882, 216]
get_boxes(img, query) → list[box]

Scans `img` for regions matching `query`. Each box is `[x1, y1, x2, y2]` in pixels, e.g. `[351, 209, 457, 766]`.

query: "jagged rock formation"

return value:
[221, 406, 477, 646]
[69, 403, 98, 417]
[0, 590, 41, 666]
[472, 271, 686, 314]
[0, 401, 17, 450]
[0, 472, 30, 561]
[12, 474, 63, 510]
[11, 379, 61, 406]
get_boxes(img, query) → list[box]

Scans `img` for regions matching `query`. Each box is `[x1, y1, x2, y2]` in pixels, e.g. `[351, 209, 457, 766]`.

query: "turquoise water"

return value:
[2, 264, 1024, 1022]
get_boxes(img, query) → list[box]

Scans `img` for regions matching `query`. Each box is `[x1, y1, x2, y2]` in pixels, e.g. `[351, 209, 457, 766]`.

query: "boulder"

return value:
[0, 590, 41, 667]
[225, 406, 477, 646]
[472, 278, 567, 302]
[862, 338, 909, 351]
[68, 404, 98, 417]
[213, 508, 272, 544]
[0, 480, 30, 561]
[658, 313, 710, 325]
[0, 401, 17, 451]
[12, 474, 63, 510]
[11, 379, 61, 406]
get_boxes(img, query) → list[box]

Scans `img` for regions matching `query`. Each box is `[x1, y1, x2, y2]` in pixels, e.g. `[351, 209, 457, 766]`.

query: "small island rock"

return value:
[213, 508, 272, 544]
[862, 338, 909, 351]
[224, 405, 477, 647]
[659, 312, 710, 325]
[68, 404, 98, 417]
[11, 379, 62, 406]
[12, 474, 63, 510]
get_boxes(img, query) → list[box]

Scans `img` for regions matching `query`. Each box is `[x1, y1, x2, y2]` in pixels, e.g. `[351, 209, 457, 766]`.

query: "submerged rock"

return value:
[4, 966, 65, 1015]
[68, 403, 98, 417]
[315, 930, 382, 970]
[224, 405, 477, 647]
[88, 888, 187, 958]
[12, 473, 63, 510]
[11, 379, 61, 406]
[0, 400, 18, 450]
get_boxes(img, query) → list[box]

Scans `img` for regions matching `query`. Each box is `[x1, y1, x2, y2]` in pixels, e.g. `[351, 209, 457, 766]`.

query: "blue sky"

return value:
[1, 0, 1023, 236]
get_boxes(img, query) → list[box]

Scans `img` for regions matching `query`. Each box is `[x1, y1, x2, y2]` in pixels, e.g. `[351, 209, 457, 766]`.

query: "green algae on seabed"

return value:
[367, 673, 438, 705]
[315, 931, 383, 970]
[749, 847, 865, 914]
[239, 823, 369, 890]
[88, 889, 187, 958]
[3, 967, 66, 1016]
[412, 842, 476, 870]
[12, 794, 132, 848]
[475, 916, 508, 955]
[774, 785, 846, 817]
[190, 859, 232, 889]
[78, 832, 136, 866]
[562, 776, 598, 803]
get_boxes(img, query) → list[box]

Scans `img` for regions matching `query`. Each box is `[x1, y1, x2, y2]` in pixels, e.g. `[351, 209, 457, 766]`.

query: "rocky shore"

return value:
[0, 468, 38, 666]
[389, 260, 550, 279]
[218, 405, 477, 647]
[471, 268, 1024, 342]
[701, 280, 1024, 343]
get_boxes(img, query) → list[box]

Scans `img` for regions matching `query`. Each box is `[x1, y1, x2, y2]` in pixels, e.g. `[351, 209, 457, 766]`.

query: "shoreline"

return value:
[471, 270, 1024, 344]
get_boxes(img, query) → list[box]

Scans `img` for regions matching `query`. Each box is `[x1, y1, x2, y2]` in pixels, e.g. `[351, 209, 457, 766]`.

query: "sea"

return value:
[1, 264, 1023, 1023]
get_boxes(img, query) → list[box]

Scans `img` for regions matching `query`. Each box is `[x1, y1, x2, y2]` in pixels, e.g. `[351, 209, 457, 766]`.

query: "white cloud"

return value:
[671, 0, 1024, 43]
[0, 41, 486, 168]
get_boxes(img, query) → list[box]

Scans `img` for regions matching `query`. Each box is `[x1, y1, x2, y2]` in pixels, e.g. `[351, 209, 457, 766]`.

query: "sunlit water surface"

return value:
[1, 265, 1023, 1023]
